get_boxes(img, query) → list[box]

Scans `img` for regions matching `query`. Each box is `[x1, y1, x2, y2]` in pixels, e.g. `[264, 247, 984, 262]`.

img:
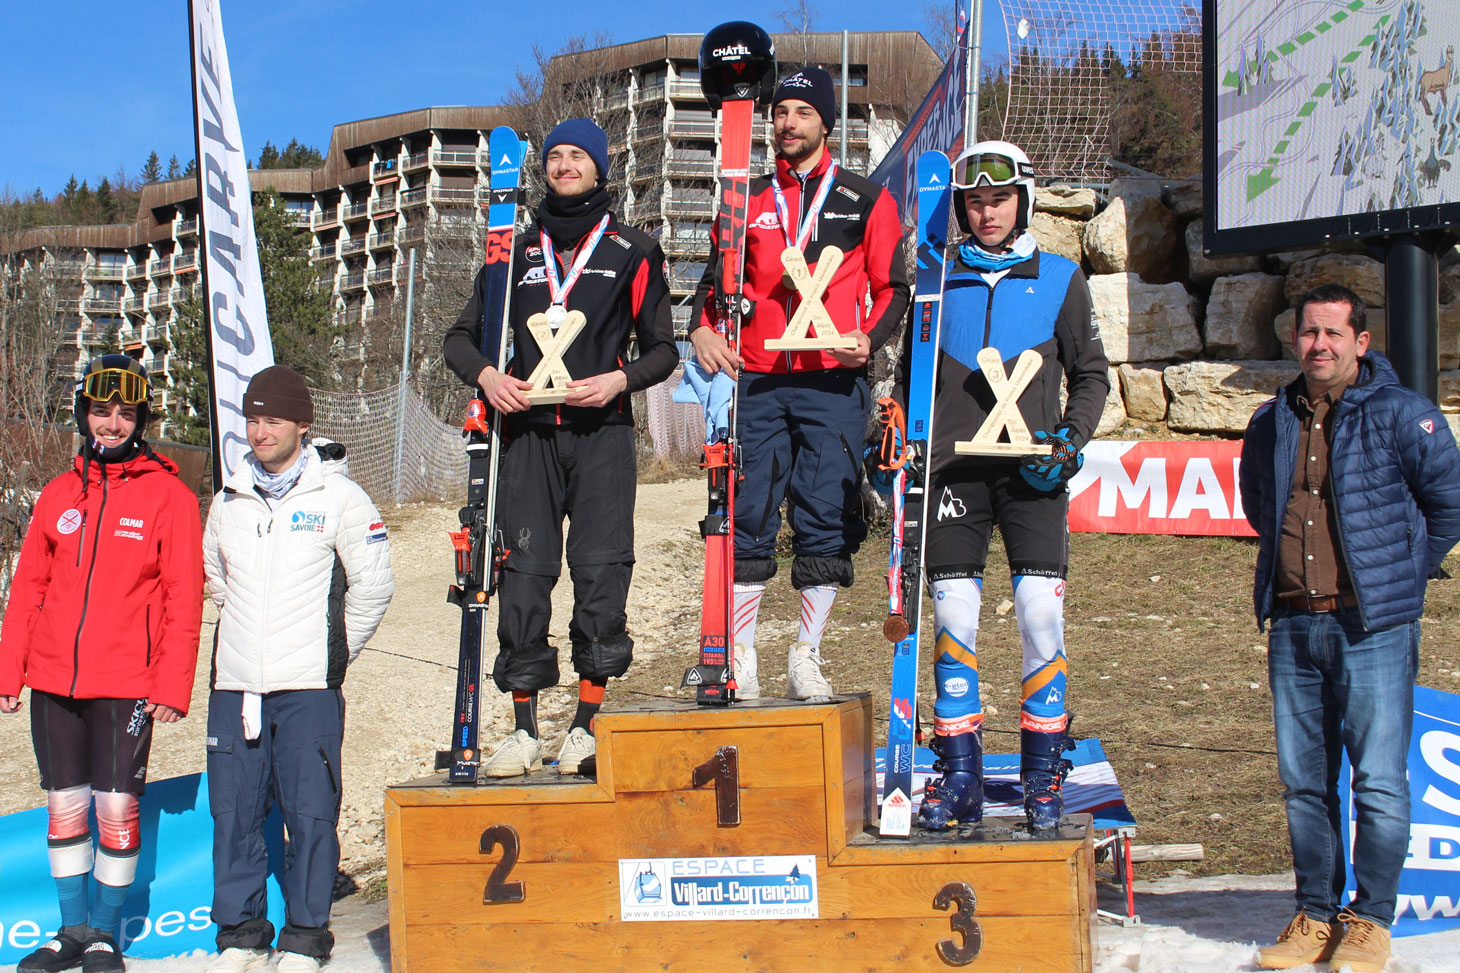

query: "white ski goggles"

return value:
[952, 152, 1033, 189]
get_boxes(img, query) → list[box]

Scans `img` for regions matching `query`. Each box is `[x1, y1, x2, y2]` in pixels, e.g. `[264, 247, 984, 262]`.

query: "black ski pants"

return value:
[492, 423, 636, 692]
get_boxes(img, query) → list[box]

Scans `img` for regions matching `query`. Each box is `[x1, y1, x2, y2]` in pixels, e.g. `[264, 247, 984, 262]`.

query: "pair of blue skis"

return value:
[878, 151, 952, 836]
[438, 127, 525, 783]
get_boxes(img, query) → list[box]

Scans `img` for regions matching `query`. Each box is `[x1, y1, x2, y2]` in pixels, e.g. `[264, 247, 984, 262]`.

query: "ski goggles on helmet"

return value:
[82, 367, 150, 405]
[952, 151, 1032, 189]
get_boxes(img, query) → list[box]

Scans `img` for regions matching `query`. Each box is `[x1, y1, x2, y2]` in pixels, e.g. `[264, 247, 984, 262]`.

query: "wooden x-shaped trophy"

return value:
[521, 308, 587, 404]
[764, 245, 856, 350]
[953, 347, 1055, 457]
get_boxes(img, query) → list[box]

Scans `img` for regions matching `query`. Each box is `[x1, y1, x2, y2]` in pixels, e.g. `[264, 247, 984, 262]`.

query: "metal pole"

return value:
[392, 247, 418, 502]
[841, 30, 850, 168]
[966, 0, 985, 149]
[1383, 234, 1441, 402]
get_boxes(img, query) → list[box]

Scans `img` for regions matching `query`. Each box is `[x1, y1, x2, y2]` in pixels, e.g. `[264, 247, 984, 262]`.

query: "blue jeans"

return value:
[1267, 609, 1418, 926]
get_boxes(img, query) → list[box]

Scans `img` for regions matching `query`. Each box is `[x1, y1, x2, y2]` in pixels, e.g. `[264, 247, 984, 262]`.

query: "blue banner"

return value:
[867, 44, 967, 227]
[0, 773, 285, 962]
[1341, 685, 1460, 937]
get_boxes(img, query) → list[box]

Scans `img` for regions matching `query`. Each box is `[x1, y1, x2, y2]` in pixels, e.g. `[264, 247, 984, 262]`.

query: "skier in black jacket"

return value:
[444, 118, 676, 778]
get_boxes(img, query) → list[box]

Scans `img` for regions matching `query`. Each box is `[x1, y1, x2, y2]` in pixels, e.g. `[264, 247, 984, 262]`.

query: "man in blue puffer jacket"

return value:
[1240, 283, 1460, 972]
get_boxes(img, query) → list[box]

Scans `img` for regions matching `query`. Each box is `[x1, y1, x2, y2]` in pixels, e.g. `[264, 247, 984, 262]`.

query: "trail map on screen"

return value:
[1208, 0, 1459, 251]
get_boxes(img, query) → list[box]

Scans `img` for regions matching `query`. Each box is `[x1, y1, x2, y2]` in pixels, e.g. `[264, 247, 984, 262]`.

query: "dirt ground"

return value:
[3, 475, 1458, 888]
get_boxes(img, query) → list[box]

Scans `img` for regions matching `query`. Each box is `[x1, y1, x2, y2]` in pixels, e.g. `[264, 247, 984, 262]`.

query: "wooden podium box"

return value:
[385, 695, 1095, 971]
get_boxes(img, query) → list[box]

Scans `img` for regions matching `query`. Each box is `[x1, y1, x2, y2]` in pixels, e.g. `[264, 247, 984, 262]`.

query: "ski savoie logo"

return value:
[290, 510, 327, 533]
[1420, 418, 1436, 434]
[57, 509, 83, 535]
[750, 212, 781, 231]
[937, 487, 967, 521]
[520, 266, 547, 283]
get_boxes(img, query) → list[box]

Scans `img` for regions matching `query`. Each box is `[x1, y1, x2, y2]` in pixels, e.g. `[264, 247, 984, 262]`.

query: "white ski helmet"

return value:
[951, 140, 1036, 238]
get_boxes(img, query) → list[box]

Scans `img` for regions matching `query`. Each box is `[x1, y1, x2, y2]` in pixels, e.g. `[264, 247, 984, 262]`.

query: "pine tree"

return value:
[162, 290, 212, 446]
[183, 158, 197, 178]
[255, 140, 281, 169]
[96, 178, 115, 222]
[166, 155, 181, 179]
[279, 139, 324, 168]
[98, 323, 122, 355]
[252, 188, 342, 387]
[141, 152, 162, 184]
[73, 180, 94, 223]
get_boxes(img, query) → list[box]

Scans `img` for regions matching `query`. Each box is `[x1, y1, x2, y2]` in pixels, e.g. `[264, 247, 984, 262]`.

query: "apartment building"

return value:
[4, 30, 939, 424]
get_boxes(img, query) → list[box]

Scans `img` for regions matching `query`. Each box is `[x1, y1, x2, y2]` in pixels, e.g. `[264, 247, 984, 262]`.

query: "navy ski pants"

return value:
[734, 369, 869, 588]
[207, 689, 343, 959]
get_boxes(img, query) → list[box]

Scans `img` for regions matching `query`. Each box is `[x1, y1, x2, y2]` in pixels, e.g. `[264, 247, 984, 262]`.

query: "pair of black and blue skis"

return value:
[878, 150, 953, 836]
[438, 127, 525, 783]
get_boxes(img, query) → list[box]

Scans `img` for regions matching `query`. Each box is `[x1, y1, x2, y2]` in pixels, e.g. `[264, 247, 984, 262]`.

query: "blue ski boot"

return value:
[917, 730, 984, 831]
[1021, 721, 1076, 831]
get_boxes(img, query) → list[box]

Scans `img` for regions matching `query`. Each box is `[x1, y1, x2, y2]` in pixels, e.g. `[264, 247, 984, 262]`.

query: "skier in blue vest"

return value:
[891, 141, 1109, 831]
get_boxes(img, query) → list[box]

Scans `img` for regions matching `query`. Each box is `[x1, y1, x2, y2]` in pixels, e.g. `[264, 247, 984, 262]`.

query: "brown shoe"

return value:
[1256, 911, 1341, 969]
[1329, 909, 1392, 973]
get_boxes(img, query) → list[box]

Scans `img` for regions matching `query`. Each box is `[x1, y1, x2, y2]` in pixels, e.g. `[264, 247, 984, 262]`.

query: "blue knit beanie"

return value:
[541, 118, 610, 185]
[773, 66, 837, 134]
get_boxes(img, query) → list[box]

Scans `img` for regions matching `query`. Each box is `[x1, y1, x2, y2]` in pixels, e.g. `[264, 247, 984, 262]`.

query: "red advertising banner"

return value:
[1067, 441, 1256, 537]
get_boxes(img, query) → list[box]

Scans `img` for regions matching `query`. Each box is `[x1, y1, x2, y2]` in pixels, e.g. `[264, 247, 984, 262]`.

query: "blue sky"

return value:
[0, 1, 1008, 199]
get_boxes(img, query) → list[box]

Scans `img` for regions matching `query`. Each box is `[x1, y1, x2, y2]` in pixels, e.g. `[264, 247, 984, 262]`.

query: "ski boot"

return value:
[1021, 719, 1076, 831]
[917, 729, 984, 831]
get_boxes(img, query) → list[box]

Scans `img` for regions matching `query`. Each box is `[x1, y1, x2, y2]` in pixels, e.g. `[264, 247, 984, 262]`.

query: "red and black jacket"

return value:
[0, 449, 204, 713]
[444, 212, 677, 430]
[690, 151, 910, 374]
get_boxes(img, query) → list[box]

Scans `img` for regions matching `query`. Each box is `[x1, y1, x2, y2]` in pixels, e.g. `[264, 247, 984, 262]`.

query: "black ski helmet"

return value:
[74, 353, 151, 463]
[699, 21, 777, 113]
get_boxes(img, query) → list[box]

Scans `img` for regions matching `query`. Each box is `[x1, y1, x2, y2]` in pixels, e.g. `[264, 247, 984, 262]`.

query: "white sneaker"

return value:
[275, 953, 323, 973]
[483, 729, 542, 778]
[204, 947, 270, 972]
[787, 641, 834, 701]
[733, 643, 760, 700]
[556, 726, 597, 774]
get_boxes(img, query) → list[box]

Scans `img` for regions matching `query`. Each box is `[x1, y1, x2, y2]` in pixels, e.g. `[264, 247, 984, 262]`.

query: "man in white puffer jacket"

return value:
[202, 365, 393, 973]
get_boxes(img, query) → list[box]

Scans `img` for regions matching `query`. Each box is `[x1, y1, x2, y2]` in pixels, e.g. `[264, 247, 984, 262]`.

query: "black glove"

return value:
[1020, 424, 1083, 492]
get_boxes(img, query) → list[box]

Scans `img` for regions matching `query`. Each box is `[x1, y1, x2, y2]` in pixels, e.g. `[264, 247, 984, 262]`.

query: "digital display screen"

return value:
[1205, 0, 1460, 254]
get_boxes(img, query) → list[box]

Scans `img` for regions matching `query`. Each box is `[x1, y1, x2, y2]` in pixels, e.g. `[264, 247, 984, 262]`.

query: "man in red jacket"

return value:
[690, 67, 909, 700]
[0, 355, 203, 973]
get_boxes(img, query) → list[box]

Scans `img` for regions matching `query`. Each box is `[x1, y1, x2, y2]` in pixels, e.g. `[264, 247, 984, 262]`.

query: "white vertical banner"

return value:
[190, 0, 273, 480]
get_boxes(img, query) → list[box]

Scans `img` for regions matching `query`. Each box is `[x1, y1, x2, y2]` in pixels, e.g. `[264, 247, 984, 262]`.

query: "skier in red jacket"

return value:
[0, 355, 203, 973]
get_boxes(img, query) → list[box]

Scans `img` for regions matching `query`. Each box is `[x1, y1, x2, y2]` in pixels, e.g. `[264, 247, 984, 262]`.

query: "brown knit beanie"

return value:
[242, 365, 314, 423]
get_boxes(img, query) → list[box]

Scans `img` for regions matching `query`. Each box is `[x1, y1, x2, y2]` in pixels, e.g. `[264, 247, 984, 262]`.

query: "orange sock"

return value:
[572, 679, 606, 732]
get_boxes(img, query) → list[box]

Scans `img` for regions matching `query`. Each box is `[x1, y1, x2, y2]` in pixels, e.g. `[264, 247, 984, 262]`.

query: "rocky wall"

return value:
[1024, 181, 1460, 438]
